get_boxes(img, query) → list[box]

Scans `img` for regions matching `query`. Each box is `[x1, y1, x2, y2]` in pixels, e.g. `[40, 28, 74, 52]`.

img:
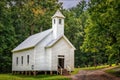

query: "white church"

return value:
[12, 10, 75, 75]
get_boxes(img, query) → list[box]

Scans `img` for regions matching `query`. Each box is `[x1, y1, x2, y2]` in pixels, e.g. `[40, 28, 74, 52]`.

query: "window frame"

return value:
[54, 19, 55, 24]
[21, 56, 23, 65]
[59, 19, 62, 24]
[27, 55, 29, 65]
[16, 57, 18, 66]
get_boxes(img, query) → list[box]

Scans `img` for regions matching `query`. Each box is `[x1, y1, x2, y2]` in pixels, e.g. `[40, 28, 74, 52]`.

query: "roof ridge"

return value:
[52, 10, 65, 18]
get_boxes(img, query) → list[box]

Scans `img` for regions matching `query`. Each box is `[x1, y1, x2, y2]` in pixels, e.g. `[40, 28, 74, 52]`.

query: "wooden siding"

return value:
[34, 32, 53, 71]
[51, 38, 74, 71]
[12, 48, 34, 71]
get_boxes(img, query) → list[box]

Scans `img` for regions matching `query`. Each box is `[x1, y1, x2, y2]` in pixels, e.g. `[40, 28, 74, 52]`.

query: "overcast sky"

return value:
[59, 0, 89, 9]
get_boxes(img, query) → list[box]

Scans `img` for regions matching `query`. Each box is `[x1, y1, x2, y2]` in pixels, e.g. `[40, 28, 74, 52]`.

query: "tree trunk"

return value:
[30, 24, 34, 35]
[40, 26, 43, 32]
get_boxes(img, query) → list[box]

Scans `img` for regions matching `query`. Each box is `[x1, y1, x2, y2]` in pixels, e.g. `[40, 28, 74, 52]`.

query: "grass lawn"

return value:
[105, 66, 120, 77]
[0, 64, 117, 80]
[0, 74, 70, 80]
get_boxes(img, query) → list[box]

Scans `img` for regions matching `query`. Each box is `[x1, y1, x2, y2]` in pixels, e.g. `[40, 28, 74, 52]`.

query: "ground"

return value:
[0, 66, 120, 80]
[71, 67, 120, 80]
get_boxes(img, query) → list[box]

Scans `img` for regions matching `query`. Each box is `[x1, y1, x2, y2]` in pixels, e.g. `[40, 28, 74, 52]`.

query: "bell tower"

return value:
[52, 10, 65, 39]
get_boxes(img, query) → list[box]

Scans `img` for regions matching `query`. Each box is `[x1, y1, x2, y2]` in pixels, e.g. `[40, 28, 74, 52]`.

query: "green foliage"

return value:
[63, 0, 89, 67]
[81, 0, 120, 66]
[0, 0, 16, 73]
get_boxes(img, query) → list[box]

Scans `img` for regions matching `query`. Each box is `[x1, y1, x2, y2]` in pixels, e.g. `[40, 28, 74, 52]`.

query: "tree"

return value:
[0, 0, 16, 73]
[63, 0, 89, 67]
[81, 0, 120, 65]
[10, 0, 61, 41]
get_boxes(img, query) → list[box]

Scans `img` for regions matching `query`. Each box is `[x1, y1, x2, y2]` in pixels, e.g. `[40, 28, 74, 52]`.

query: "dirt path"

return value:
[71, 67, 120, 80]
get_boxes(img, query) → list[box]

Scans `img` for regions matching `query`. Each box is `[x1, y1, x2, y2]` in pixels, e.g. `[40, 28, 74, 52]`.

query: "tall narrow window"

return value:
[16, 57, 18, 65]
[59, 19, 62, 24]
[21, 56, 23, 65]
[54, 19, 55, 24]
[27, 55, 29, 65]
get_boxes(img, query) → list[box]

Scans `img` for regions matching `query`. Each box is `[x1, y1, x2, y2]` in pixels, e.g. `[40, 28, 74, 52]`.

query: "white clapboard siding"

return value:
[34, 32, 53, 70]
[12, 48, 34, 71]
[70, 48, 75, 70]
[51, 38, 74, 71]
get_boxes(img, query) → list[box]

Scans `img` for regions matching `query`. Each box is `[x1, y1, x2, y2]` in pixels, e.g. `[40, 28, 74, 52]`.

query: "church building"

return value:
[12, 10, 75, 75]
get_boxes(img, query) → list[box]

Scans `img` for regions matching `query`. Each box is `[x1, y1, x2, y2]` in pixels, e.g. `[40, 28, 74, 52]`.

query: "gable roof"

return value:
[12, 29, 52, 52]
[45, 35, 76, 50]
[52, 10, 65, 18]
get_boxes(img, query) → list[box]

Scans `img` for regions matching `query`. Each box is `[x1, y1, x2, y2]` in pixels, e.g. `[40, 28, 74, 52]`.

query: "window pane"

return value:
[54, 19, 55, 24]
[58, 55, 64, 57]
[16, 57, 18, 65]
[27, 55, 29, 64]
[21, 56, 23, 65]
[59, 19, 62, 24]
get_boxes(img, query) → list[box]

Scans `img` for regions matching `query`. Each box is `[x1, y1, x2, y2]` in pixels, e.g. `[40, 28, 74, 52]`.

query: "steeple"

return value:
[52, 10, 65, 18]
[52, 10, 65, 39]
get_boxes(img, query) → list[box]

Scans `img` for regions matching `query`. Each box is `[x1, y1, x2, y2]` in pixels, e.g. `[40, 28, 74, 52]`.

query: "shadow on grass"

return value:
[105, 66, 120, 77]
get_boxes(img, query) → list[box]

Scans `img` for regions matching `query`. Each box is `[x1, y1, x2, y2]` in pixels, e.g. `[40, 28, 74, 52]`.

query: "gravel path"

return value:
[71, 67, 120, 80]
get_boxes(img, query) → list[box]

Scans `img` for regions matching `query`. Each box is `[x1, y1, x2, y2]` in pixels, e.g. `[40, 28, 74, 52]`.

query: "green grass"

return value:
[71, 68, 81, 75]
[105, 66, 120, 77]
[71, 65, 110, 74]
[0, 74, 70, 80]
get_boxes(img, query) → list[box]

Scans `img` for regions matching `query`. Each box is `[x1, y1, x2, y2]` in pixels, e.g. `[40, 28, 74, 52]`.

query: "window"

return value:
[58, 55, 64, 58]
[21, 56, 23, 65]
[54, 19, 55, 24]
[27, 55, 29, 65]
[58, 55, 64, 57]
[59, 19, 62, 24]
[16, 57, 18, 65]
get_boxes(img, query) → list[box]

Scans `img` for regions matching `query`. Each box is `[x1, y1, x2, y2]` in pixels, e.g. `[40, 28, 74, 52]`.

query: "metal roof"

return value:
[12, 29, 52, 52]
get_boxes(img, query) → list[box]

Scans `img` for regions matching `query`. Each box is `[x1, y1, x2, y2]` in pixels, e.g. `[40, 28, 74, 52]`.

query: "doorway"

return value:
[58, 58, 64, 69]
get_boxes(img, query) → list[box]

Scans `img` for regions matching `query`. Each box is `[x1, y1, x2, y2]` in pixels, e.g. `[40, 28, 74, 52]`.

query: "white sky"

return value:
[59, 0, 81, 9]
[59, 0, 89, 9]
